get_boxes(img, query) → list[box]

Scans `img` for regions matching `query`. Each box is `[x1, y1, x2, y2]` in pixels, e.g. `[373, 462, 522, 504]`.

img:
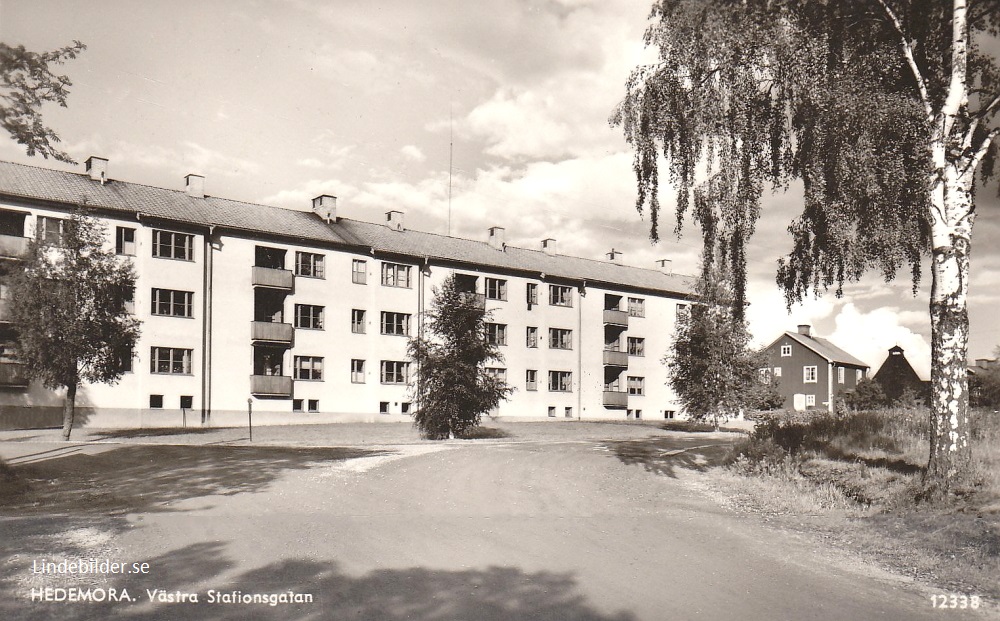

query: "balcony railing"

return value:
[602, 390, 628, 408]
[0, 362, 29, 388]
[603, 309, 629, 327]
[0, 234, 28, 259]
[459, 292, 487, 309]
[251, 266, 294, 290]
[0, 299, 10, 322]
[250, 374, 293, 397]
[602, 349, 629, 367]
[251, 321, 293, 345]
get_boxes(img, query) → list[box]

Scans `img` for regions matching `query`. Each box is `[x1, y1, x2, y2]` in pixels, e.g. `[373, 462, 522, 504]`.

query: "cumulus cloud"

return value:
[826, 304, 932, 379]
[400, 145, 426, 162]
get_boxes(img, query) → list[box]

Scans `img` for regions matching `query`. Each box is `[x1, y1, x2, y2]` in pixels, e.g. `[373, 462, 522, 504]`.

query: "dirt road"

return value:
[4, 435, 965, 620]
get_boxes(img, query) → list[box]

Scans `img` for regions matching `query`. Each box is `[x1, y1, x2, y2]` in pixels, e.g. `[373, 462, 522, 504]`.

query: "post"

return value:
[247, 397, 253, 442]
[182, 407, 187, 428]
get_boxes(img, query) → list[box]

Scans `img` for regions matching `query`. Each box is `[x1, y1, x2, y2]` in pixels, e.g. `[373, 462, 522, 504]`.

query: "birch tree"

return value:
[613, 0, 1000, 493]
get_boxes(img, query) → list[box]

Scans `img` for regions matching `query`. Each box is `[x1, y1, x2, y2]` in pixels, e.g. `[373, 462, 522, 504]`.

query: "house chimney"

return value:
[797, 324, 812, 337]
[542, 238, 557, 256]
[85, 156, 108, 184]
[655, 258, 673, 274]
[386, 210, 404, 231]
[606, 248, 623, 265]
[312, 194, 338, 223]
[488, 226, 506, 250]
[185, 174, 205, 198]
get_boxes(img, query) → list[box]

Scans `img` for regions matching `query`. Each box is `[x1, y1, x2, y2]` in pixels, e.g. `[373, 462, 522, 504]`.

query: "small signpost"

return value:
[247, 397, 253, 442]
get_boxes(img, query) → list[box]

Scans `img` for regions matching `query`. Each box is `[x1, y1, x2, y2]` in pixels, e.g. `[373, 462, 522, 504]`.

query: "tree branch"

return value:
[875, 0, 933, 120]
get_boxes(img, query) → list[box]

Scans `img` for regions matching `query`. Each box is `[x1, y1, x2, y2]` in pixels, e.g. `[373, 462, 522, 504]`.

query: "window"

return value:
[759, 368, 771, 383]
[152, 229, 194, 261]
[485, 278, 507, 301]
[380, 360, 410, 384]
[548, 328, 572, 350]
[486, 367, 507, 382]
[635, 409, 642, 419]
[151, 289, 193, 318]
[806, 394, 816, 407]
[295, 252, 325, 278]
[564, 407, 573, 418]
[627, 376, 645, 396]
[627, 337, 645, 356]
[781, 344, 792, 357]
[380, 311, 412, 336]
[294, 304, 324, 329]
[351, 359, 365, 383]
[124, 287, 135, 314]
[548, 406, 556, 418]
[676, 304, 689, 320]
[115, 227, 136, 255]
[774, 367, 782, 377]
[804, 366, 818, 383]
[549, 284, 572, 307]
[180, 395, 193, 410]
[628, 297, 645, 317]
[526, 326, 538, 348]
[150, 347, 193, 375]
[294, 356, 323, 381]
[401, 402, 411, 415]
[526, 283, 538, 305]
[36, 216, 64, 245]
[526, 369, 538, 391]
[664, 410, 676, 420]
[293, 399, 304, 412]
[379, 401, 390, 414]
[838, 367, 845, 384]
[486, 323, 507, 346]
[352, 259, 367, 284]
[381, 262, 412, 288]
[351, 309, 366, 334]
[149, 395, 163, 409]
[308, 399, 319, 413]
[119, 345, 134, 373]
[856, 369, 863, 382]
[548, 370, 572, 392]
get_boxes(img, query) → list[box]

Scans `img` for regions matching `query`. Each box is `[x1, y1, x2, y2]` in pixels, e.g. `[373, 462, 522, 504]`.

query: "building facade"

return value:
[0, 158, 693, 428]
[761, 325, 870, 412]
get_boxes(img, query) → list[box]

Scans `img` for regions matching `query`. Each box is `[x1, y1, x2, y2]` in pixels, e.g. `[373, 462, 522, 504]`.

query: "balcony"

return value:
[0, 234, 28, 259]
[602, 390, 628, 408]
[250, 374, 293, 397]
[0, 299, 10, 322]
[251, 266, 294, 290]
[603, 309, 629, 327]
[0, 362, 29, 388]
[602, 349, 629, 368]
[250, 321, 293, 345]
[459, 292, 487, 309]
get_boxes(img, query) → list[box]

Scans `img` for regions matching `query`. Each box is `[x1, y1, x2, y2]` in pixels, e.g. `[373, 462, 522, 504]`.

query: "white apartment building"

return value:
[0, 157, 693, 428]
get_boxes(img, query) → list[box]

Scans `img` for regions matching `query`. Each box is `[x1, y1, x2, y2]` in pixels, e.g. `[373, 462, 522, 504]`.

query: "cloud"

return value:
[400, 145, 426, 162]
[826, 304, 932, 379]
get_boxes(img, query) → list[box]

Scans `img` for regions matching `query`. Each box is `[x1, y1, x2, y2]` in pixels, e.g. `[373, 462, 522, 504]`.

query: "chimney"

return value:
[386, 210, 404, 231]
[655, 258, 673, 275]
[185, 174, 205, 198]
[606, 248, 623, 265]
[85, 156, 108, 184]
[312, 194, 338, 223]
[797, 324, 812, 337]
[542, 238, 557, 256]
[488, 226, 506, 251]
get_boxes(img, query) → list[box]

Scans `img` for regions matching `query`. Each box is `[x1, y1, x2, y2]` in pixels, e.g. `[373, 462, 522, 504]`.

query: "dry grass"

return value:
[726, 407, 1000, 601]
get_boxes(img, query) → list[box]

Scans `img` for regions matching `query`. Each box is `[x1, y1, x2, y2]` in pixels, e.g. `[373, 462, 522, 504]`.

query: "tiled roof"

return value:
[784, 331, 870, 368]
[0, 159, 693, 296]
[0, 160, 357, 246]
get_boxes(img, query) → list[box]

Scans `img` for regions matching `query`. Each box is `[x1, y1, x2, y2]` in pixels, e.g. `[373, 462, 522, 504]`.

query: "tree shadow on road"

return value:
[0, 445, 386, 516]
[90, 428, 221, 441]
[3, 540, 637, 621]
[607, 437, 733, 478]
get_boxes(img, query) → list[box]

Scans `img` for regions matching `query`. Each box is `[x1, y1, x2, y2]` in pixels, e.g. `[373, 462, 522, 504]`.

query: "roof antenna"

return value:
[448, 106, 453, 237]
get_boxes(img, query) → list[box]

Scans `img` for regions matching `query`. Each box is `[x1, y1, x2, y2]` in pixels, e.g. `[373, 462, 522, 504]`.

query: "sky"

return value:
[1, 0, 998, 377]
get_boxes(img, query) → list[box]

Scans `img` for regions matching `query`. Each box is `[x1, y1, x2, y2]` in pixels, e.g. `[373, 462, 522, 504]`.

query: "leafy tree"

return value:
[1, 40, 86, 162]
[614, 0, 1000, 493]
[7, 209, 140, 440]
[665, 255, 760, 428]
[408, 275, 512, 439]
[845, 378, 891, 411]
